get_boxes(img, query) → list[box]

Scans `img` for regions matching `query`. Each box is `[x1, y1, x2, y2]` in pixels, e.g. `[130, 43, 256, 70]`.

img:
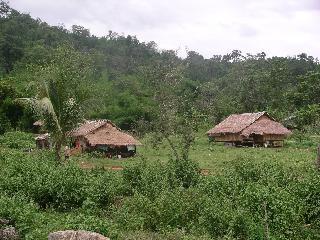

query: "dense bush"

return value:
[0, 194, 39, 237]
[1, 138, 320, 239]
[0, 149, 125, 210]
[0, 131, 34, 149]
[167, 157, 200, 188]
[285, 131, 319, 148]
[115, 188, 203, 233]
[123, 160, 170, 198]
[87, 169, 124, 207]
[117, 155, 320, 239]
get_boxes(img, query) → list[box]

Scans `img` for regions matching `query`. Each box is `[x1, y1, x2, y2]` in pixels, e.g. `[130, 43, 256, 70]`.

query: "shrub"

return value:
[86, 169, 124, 207]
[167, 157, 200, 188]
[239, 183, 303, 239]
[0, 194, 39, 238]
[1, 132, 320, 239]
[123, 160, 170, 199]
[200, 198, 263, 240]
[115, 188, 204, 233]
[0, 151, 88, 210]
[0, 131, 35, 149]
[294, 170, 320, 228]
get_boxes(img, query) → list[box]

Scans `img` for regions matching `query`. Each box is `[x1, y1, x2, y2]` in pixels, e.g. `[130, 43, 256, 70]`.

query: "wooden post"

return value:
[316, 145, 320, 170]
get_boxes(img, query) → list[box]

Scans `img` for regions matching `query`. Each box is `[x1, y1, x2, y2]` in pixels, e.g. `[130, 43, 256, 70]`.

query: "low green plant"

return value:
[0, 131, 34, 149]
[0, 194, 39, 237]
[1, 132, 320, 239]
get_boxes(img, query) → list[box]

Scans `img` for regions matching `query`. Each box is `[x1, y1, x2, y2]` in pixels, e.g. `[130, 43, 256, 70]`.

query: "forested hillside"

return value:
[0, 1, 319, 134]
[2, 2, 320, 239]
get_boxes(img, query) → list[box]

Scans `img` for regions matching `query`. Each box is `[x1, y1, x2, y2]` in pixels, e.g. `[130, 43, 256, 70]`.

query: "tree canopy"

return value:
[0, 1, 319, 134]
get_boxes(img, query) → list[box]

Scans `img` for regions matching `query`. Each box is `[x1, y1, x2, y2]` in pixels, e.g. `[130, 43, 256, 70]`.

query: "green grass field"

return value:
[73, 133, 318, 176]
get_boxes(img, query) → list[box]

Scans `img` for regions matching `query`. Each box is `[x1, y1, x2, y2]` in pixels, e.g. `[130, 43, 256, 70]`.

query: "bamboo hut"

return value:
[69, 120, 141, 157]
[35, 133, 50, 149]
[207, 112, 291, 147]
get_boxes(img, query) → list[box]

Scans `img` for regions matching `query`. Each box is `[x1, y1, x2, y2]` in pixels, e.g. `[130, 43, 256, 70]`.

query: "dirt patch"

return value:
[200, 169, 210, 176]
[79, 162, 124, 171]
[79, 162, 95, 169]
[108, 166, 124, 171]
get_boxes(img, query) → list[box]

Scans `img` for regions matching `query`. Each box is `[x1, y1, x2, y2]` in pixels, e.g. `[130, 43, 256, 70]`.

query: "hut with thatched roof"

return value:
[35, 133, 51, 149]
[69, 120, 141, 157]
[207, 112, 291, 147]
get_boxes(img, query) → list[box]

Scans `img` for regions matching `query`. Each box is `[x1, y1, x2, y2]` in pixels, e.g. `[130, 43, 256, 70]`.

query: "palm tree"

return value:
[20, 80, 81, 160]
[19, 45, 94, 161]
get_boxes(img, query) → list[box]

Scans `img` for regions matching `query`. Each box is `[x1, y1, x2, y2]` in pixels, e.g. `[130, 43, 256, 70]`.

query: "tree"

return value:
[0, 81, 22, 133]
[71, 25, 90, 38]
[288, 70, 320, 129]
[141, 61, 201, 188]
[0, 0, 10, 19]
[20, 45, 95, 161]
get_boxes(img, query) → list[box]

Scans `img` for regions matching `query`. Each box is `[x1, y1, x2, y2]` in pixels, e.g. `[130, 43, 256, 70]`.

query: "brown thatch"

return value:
[241, 117, 291, 137]
[207, 112, 267, 136]
[70, 119, 141, 146]
[207, 112, 291, 137]
[85, 123, 141, 146]
[70, 119, 113, 137]
[35, 133, 50, 149]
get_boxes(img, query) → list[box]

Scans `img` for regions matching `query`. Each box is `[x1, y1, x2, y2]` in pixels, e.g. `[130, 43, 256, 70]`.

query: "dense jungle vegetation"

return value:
[1, 1, 320, 239]
[0, 1, 319, 134]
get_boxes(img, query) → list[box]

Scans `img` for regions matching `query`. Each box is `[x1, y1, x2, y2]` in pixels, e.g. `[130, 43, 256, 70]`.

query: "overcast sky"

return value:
[11, 0, 320, 59]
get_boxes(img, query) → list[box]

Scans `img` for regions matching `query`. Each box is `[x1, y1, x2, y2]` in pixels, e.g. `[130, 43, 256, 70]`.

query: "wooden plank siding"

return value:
[214, 133, 243, 142]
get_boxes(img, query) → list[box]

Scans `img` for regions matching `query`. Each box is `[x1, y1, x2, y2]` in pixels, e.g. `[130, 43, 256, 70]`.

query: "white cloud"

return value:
[10, 0, 320, 58]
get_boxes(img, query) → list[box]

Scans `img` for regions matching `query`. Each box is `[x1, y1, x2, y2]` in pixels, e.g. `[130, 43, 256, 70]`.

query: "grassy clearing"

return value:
[73, 132, 317, 175]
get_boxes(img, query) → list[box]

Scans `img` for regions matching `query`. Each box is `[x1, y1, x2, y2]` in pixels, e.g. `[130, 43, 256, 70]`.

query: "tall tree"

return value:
[141, 60, 200, 188]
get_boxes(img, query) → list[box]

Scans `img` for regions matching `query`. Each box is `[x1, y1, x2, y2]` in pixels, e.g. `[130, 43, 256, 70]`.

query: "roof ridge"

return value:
[70, 119, 121, 137]
[240, 112, 267, 133]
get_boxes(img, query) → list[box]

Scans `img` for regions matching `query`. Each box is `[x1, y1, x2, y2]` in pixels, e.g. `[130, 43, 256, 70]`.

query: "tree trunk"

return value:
[182, 133, 194, 161]
[165, 136, 180, 162]
[316, 145, 320, 170]
[55, 139, 62, 162]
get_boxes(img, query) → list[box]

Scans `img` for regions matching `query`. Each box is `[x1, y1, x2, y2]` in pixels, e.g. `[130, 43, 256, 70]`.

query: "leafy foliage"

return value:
[0, 131, 34, 149]
[0, 1, 319, 135]
[0, 3, 320, 239]
[18, 44, 95, 160]
[1, 135, 320, 239]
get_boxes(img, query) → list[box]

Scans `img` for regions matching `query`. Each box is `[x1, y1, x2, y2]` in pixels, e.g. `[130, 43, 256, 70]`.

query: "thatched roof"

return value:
[207, 112, 267, 136]
[241, 117, 291, 137]
[85, 123, 141, 146]
[70, 120, 141, 146]
[70, 120, 116, 137]
[207, 112, 291, 137]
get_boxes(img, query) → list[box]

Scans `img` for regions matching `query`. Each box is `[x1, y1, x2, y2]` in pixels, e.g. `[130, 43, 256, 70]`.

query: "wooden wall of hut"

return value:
[214, 133, 243, 142]
[263, 134, 286, 141]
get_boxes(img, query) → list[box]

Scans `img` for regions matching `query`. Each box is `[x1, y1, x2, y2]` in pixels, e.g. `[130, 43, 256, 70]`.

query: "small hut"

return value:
[35, 133, 50, 149]
[207, 112, 291, 147]
[33, 120, 44, 133]
[69, 120, 141, 157]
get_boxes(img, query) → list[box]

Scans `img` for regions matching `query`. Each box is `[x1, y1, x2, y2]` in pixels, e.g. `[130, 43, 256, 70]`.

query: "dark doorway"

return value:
[252, 134, 264, 145]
